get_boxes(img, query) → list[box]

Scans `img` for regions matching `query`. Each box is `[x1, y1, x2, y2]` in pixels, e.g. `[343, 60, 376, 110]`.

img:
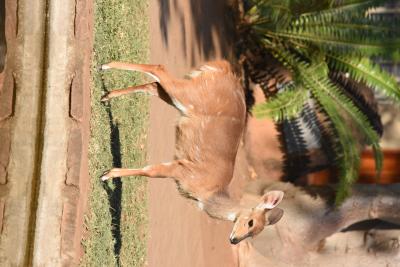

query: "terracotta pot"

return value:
[306, 149, 400, 185]
[359, 149, 400, 184]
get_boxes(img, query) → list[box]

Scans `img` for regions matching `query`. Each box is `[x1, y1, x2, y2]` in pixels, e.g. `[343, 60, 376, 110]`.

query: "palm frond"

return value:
[288, 0, 332, 16]
[246, 0, 293, 29]
[252, 85, 308, 121]
[327, 54, 400, 101]
[278, 118, 311, 182]
[299, 0, 388, 22]
[240, 42, 292, 96]
[301, 101, 338, 170]
[330, 72, 383, 136]
[273, 29, 400, 57]
[307, 67, 380, 142]
[274, 49, 383, 202]
[307, 81, 362, 203]
[300, 64, 383, 177]
[241, 0, 396, 203]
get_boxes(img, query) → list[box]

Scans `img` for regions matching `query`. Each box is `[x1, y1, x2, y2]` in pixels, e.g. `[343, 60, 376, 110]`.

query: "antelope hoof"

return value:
[101, 93, 110, 102]
[100, 170, 111, 181]
[101, 63, 111, 70]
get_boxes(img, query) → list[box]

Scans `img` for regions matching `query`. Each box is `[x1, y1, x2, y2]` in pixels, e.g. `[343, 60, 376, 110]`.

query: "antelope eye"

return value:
[248, 219, 254, 227]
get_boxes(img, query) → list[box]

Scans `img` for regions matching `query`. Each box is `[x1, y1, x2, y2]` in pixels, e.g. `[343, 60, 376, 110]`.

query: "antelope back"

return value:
[173, 60, 247, 192]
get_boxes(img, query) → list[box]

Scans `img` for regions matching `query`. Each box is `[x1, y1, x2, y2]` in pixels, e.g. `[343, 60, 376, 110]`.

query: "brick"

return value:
[60, 201, 78, 264]
[70, 75, 83, 121]
[0, 72, 14, 121]
[0, 199, 4, 234]
[0, 124, 10, 185]
[66, 127, 82, 187]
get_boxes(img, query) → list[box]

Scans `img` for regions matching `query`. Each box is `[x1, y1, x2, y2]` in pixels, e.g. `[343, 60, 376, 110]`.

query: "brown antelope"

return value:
[100, 60, 285, 244]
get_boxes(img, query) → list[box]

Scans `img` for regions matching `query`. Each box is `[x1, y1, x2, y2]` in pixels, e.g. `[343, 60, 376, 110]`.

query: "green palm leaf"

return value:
[243, 0, 395, 203]
[246, 0, 293, 29]
[252, 85, 308, 121]
[301, 67, 383, 203]
[272, 30, 400, 57]
[273, 49, 383, 202]
[327, 54, 400, 101]
[317, 98, 360, 204]
[299, 0, 388, 22]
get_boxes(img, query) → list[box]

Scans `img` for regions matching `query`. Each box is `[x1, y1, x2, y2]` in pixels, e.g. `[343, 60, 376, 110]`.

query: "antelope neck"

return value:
[197, 192, 247, 221]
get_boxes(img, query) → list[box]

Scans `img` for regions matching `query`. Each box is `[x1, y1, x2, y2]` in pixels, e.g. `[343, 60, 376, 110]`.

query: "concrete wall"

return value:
[0, 0, 93, 266]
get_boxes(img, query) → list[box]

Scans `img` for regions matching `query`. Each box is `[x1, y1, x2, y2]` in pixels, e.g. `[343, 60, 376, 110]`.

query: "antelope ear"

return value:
[256, 190, 284, 210]
[266, 208, 284, 225]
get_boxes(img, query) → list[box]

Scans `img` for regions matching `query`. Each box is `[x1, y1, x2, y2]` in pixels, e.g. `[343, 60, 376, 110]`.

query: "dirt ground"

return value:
[147, 0, 241, 266]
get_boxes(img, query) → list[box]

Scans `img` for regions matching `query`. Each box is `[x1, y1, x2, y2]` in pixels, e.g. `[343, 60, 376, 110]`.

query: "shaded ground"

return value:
[147, 1, 240, 266]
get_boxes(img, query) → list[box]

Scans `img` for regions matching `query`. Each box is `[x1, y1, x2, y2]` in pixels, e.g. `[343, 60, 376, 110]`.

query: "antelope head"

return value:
[229, 191, 284, 244]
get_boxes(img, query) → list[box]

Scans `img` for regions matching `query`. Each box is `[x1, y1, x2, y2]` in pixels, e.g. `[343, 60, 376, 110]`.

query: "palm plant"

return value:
[239, 0, 400, 203]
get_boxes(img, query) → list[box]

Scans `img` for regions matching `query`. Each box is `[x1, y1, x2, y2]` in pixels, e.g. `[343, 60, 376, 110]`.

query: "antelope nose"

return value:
[230, 237, 240, 245]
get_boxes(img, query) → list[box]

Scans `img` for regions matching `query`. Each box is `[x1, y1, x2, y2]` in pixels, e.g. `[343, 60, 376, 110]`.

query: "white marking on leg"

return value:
[129, 89, 158, 96]
[101, 65, 111, 70]
[132, 89, 146, 93]
[144, 72, 160, 82]
[143, 165, 152, 171]
[171, 97, 187, 114]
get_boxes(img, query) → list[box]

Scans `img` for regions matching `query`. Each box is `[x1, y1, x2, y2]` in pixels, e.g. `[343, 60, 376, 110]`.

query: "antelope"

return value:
[100, 60, 285, 244]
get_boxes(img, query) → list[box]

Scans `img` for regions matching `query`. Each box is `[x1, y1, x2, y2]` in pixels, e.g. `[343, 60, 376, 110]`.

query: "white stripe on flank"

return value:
[186, 70, 203, 78]
[143, 165, 152, 171]
[201, 65, 218, 71]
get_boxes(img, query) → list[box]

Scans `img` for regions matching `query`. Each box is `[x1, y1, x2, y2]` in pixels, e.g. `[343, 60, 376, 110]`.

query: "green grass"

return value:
[81, 0, 149, 266]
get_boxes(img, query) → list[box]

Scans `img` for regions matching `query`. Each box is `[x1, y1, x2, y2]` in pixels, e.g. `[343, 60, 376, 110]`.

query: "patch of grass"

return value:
[81, 0, 149, 266]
